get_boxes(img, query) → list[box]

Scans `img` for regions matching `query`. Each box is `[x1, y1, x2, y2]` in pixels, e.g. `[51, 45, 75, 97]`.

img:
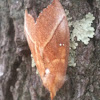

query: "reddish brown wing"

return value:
[35, 0, 67, 48]
[24, 0, 70, 100]
[24, 10, 45, 77]
[24, 10, 35, 54]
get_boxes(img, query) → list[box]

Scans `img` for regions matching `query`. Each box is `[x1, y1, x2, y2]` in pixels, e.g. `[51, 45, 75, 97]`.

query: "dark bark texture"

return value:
[0, 0, 100, 100]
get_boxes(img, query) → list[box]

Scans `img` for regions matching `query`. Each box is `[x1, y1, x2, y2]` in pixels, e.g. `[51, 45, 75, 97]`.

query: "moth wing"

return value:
[24, 10, 45, 77]
[35, 0, 66, 48]
[24, 10, 36, 59]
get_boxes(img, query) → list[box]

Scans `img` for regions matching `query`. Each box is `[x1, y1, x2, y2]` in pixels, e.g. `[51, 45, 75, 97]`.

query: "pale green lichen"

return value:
[68, 49, 76, 67]
[31, 55, 39, 74]
[36, 70, 39, 74]
[66, 10, 95, 67]
[65, 9, 72, 27]
[72, 13, 95, 45]
[31, 54, 36, 67]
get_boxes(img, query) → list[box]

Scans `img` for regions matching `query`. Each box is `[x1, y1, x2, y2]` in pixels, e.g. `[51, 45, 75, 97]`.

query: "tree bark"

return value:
[0, 0, 100, 100]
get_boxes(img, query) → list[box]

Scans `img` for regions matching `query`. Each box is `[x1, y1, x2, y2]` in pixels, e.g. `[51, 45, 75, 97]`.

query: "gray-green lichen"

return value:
[31, 55, 39, 74]
[71, 13, 95, 45]
[31, 54, 36, 67]
[66, 10, 95, 67]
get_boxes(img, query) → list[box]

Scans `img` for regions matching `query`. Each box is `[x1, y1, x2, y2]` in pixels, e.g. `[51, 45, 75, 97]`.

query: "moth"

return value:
[24, 0, 70, 100]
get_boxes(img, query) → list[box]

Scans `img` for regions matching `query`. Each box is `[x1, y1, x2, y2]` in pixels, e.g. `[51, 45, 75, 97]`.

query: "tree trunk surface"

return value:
[0, 0, 100, 100]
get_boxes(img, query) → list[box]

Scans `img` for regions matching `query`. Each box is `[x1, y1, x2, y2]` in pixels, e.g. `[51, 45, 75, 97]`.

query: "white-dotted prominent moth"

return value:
[24, 0, 70, 100]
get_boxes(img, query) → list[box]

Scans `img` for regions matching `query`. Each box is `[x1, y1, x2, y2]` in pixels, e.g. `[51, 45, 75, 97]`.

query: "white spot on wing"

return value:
[45, 69, 50, 74]
[59, 43, 65, 46]
[59, 43, 62, 46]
